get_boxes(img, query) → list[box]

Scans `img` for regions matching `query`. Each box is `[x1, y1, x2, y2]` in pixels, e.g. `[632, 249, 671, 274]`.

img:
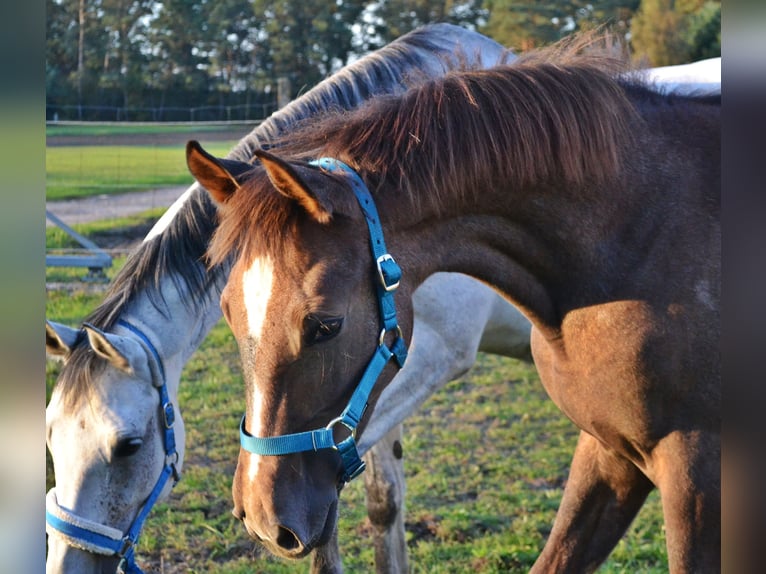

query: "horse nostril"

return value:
[275, 526, 301, 551]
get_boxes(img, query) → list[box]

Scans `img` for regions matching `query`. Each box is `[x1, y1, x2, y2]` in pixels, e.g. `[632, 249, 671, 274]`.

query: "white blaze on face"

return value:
[241, 256, 275, 481]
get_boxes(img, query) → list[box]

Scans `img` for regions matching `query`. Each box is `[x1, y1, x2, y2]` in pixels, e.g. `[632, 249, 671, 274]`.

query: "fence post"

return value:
[277, 77, 291, 109]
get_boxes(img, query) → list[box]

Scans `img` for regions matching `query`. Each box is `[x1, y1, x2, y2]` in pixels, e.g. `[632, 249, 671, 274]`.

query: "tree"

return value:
[47, 0, 124, 113]
[46, 0, 80, 103]
[98, 0, 154, 110]
[685, 1, 720, 61]
[481, 0, 639, 52]
[202, 0, 264, 116]
[251, 0, 366, 97]
[143, 0, 211, 100]
[630, 0, 720, 66]
[356, 0, 487, 50]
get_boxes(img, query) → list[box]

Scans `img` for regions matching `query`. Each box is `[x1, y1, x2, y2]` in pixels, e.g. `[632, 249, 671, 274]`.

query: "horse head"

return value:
[45, 319, 185, 573]
[188, 141, 415, 558]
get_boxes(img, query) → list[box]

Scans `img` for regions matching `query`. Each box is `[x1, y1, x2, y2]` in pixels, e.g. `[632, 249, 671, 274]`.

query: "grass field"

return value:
[46, 123, 246, 200]
[46, 143, 238, 200]
[47, 123, 254, 138]
[45, 213, 668, 573]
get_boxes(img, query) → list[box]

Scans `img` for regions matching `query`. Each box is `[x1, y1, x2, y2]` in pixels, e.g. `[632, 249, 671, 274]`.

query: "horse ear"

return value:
[46, 321, 80, 359]
[186, 140, 252, 204]
[82, 324, 133, 373]
[253, 149, 333, 224]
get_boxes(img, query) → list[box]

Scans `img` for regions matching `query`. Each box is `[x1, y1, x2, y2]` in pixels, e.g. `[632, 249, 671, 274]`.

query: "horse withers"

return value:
[190, 37, 720, 573]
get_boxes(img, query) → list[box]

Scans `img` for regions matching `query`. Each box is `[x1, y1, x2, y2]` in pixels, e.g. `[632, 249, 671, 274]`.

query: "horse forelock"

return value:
[206, 170, 300, 270]
[53, 341, 109, 409]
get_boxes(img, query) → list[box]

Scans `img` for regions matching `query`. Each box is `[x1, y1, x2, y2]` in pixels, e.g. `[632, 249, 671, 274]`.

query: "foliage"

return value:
[252, 0, 366, 94]
[630, 0, 720, 66]
[685, 1, 721, 61]
[47, 0, 719, 122]
[481, 0, 639, 51]
[357, 0, 488, 49]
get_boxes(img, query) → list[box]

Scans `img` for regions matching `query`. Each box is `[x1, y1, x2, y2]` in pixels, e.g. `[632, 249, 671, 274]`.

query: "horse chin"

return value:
[45, 541, 121, 574]
[231, 448, 344, 559]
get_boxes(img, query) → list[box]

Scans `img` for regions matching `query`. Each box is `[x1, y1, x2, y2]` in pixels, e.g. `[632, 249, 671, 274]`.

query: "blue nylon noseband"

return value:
[239, 157, 408, 483]
[45, 319, 180, 574]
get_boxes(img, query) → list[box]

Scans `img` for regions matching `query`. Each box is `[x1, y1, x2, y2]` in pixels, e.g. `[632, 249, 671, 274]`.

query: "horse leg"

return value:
[531, 431, 654, 574]
[309, 522, 343, 574]
[362, 424, 409, 574]
[652, 430, 720, 573]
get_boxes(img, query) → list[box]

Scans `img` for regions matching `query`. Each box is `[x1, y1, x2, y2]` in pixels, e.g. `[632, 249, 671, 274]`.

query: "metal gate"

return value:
[46, 210, 112, 281]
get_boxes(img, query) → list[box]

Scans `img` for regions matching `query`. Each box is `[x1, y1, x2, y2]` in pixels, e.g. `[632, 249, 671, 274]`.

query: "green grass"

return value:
[46, 142, 236, 200]
[47, 123, 252, 138]
[45, 220, 668, 572]
[46, 208, 166, 249]
[45, 208, 165, 283]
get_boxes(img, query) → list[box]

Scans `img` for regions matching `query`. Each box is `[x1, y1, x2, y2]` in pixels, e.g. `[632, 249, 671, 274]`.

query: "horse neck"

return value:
[119, 276, 222, 396]
[387, 179, 632, 337]
[118, 182, 224, 394]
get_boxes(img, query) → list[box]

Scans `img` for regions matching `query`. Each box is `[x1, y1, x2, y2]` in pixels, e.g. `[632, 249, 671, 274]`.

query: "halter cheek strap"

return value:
[45, 319, 179, 574]
[239, 158, 408, 483]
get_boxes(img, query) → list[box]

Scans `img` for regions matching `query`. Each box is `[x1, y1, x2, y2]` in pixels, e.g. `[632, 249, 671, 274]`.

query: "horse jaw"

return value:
[45, 539, 119, 574]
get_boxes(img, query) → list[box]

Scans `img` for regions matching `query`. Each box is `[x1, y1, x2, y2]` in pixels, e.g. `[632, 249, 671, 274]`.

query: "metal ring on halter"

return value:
[378, 325, 404, 346]
[166, 451, 180, 469]
[325, 416, 357, 450]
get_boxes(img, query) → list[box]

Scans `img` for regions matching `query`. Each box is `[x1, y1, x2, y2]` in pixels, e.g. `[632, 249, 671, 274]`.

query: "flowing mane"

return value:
[209, 39, 647, 267]
[53, 24, 510, 404]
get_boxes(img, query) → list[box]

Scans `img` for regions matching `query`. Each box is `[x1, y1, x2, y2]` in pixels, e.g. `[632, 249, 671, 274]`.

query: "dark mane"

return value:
[54, 23, 507, 403]
[212, 36, 643, 266]
[84, 23, 509, 329]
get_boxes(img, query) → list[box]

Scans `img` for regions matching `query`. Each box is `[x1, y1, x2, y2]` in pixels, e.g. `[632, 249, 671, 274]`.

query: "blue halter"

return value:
[45, 319, 180, 574]
[239, 158, 408, 483]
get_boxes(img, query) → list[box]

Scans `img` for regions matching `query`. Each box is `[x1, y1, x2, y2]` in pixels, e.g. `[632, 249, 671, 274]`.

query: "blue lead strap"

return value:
[239, 157, 408, 483]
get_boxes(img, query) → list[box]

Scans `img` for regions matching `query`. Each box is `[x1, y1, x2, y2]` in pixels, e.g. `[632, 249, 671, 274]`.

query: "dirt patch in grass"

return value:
[87, 219, 156, 250]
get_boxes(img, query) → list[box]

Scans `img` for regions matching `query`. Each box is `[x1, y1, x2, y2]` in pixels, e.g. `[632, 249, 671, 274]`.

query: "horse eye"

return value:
[114, 437, 143, 458]
[303, 316, 343, 345]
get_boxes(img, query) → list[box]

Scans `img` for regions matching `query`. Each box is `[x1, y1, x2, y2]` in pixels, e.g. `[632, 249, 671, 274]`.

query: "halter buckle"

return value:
[376, 253, 401, 291]
[162, 401, 175, 428]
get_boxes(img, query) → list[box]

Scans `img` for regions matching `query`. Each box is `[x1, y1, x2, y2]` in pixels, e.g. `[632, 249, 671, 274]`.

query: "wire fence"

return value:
[46, 101, 279, 123]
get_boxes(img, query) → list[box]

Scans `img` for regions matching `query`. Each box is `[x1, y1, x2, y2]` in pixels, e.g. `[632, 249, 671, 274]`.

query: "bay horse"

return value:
[45, 24, 515, 574]
[190, 37, 720, 573]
